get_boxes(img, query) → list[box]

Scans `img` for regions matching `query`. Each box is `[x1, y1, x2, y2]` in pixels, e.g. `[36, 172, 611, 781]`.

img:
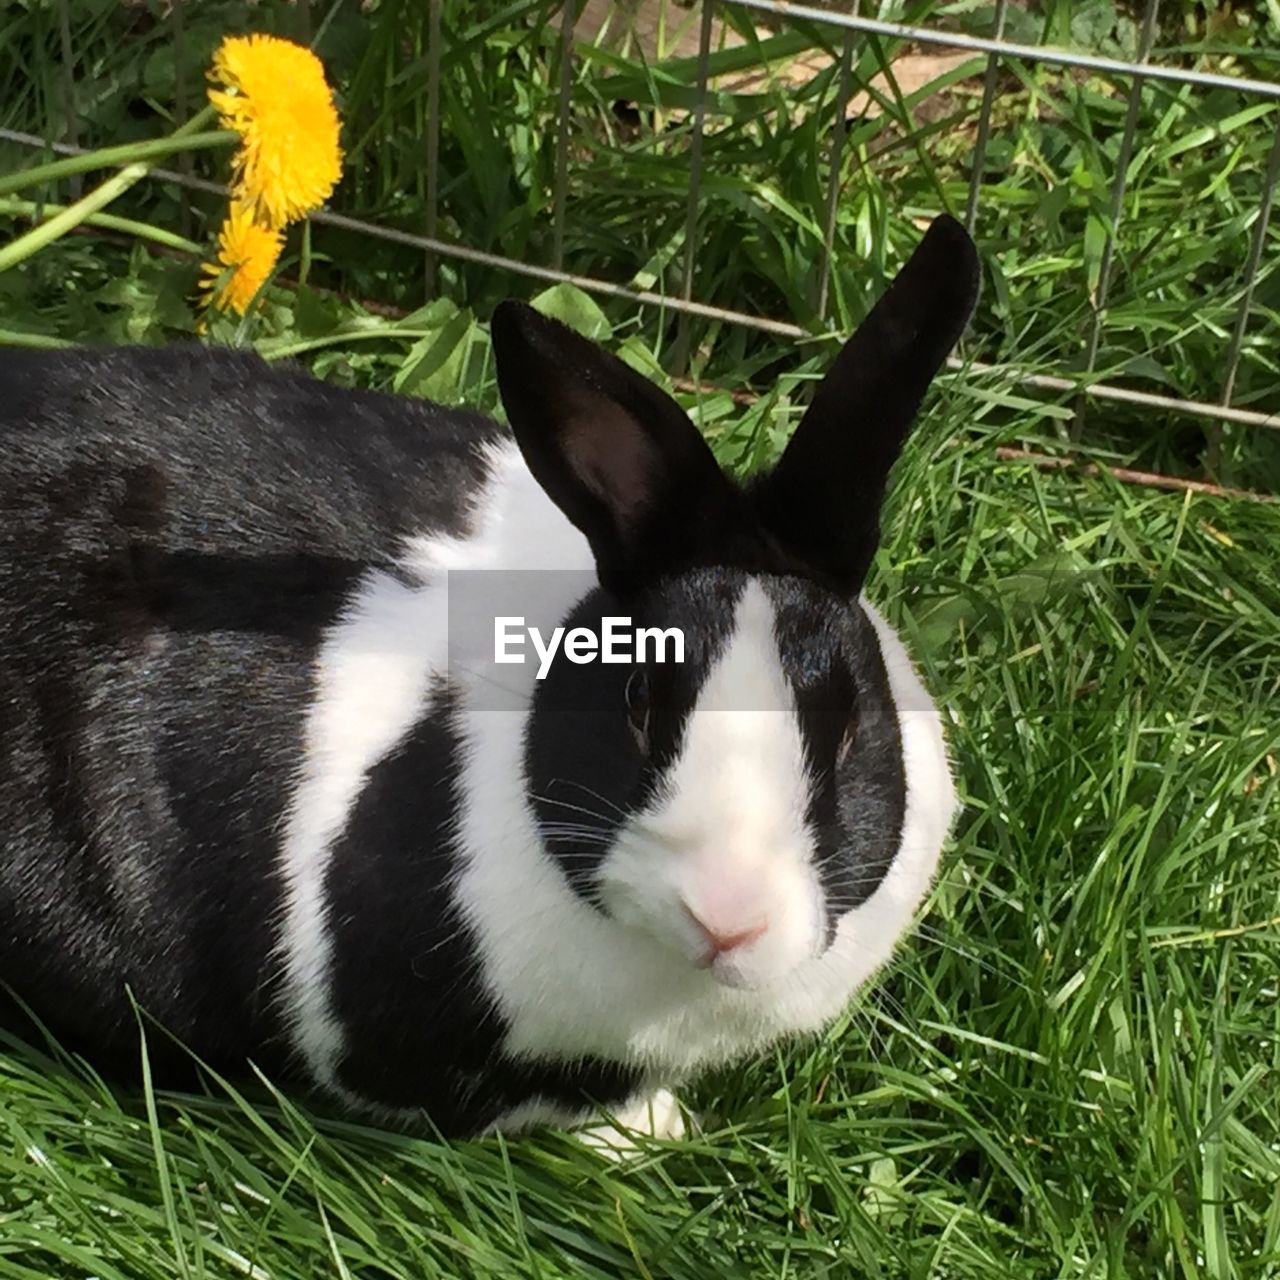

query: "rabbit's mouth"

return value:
[596, 833, 828, 991]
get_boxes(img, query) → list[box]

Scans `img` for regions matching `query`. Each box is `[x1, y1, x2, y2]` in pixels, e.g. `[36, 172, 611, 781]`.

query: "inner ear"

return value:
[491, 299, 753, 585]
[562, 398, 662, 529]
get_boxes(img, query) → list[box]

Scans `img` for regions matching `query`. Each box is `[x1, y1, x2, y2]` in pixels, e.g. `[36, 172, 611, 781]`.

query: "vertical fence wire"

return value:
[552, 0, 578, 271]
[56, 0, 80, 200]
[964, 0, 1008, 235]
[1074, 0, 1161, 437]
[1210, 113, 1280, 471]
[424, 0, 442, 296]
[171, 0, 192, 238]
[1219, 115, 1280, 403]
[817, 26, 857, 322]
[673, 0, 717, 374]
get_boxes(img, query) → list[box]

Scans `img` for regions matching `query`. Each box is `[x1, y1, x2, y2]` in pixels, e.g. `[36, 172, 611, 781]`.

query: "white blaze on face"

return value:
[599, 580, 825, 989]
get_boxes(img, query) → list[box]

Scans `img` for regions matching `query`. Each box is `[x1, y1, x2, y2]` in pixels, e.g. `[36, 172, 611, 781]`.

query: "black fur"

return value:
[765, 578, 906, 933]
[0, 346, 499, 1085]
[754, 214, 980, 593]
[490, 304, 794, 593]
[526, 571, 748, 901]
[327, 683, 641, 1130]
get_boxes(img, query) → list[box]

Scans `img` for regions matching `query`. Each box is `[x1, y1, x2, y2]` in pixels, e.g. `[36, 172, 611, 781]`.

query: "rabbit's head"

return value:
[488, 215, 979, 998]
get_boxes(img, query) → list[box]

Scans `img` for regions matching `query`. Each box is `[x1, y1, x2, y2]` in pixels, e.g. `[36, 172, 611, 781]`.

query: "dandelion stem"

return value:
[0, 328, 75, 349]
[0, 107, 227, 274]
[0, 130, 235, 200]
[0, 197, 204, 255]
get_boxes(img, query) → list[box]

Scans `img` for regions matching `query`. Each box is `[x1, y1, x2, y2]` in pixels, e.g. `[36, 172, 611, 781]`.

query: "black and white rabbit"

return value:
[0, 214, 979, 1140]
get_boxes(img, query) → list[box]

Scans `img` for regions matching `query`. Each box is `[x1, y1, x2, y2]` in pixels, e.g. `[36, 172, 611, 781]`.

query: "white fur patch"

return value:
[576, 1087, 687, 1157]
[275, 570, 434, 1092]
[598, 582, 824, 989]
[275, 440, 592, 1099]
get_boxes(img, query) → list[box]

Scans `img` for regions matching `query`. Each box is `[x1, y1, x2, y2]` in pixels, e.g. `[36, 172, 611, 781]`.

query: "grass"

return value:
[1, 1, 1279, 1276]
[1, 382, 1277, 1278]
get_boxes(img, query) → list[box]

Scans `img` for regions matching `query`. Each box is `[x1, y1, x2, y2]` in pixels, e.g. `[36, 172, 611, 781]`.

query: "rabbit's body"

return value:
[0, 350, 499, 1101]
[0, 217, 979, 1138]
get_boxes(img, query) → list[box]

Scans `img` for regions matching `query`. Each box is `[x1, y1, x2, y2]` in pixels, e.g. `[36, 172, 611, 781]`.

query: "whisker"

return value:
[530, 792, 621, 826]
[534, 820, 618, 837]
[557, 779, 629, 819]
[447, 660, 536, 705]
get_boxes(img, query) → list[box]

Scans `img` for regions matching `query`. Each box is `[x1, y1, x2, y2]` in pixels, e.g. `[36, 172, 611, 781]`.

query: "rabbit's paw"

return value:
[578, 1087, 687, 1158]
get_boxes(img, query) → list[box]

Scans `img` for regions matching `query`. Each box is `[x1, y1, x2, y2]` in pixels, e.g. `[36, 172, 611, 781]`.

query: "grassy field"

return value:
[2, 1, 1280, 1276]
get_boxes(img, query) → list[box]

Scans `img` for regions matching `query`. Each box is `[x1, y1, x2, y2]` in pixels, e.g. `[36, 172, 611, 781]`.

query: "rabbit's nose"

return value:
[683, 905, 768, 963]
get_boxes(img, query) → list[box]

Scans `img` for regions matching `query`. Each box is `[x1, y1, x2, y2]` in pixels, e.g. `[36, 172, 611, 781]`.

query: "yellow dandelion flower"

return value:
[201, 201, 283, 315]
[208, 34, 342, 229]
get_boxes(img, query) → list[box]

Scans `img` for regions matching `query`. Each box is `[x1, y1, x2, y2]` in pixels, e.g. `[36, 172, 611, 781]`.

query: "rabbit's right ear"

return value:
[490, 301, 745, 588]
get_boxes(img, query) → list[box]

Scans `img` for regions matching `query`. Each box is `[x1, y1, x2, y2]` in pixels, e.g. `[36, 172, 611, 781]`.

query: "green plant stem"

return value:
[0, 197, 204, 255]
[0, 130, 235, 200]
[299, 218, 312, 289]
[0, 328, 74, 348]
[0, 106, 225, 273]
[259, 326, 454, 359]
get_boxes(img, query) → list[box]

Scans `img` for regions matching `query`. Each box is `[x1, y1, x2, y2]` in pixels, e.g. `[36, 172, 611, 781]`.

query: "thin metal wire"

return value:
[552, 0, 578, 271]
[723, 0, 1280, 102]
[56, 0, 80, 200]
[1077, 0, 1161, 436]
[964, 0, 1008, 235]
[171, 0, 191, 239]
[1220, 116, 1280, 410]
[424, 0, 442, 296]
[316, 206, 812, 337]
[1001, 369, 1279, 431]
[674, 0, 717, 374]
[1209, 114, 1280, 471]
[817, 26, 856, 321]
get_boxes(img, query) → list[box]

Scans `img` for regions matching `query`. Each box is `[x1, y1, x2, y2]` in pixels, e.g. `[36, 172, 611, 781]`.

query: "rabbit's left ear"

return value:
[753, 214, 980, 595]
[490, 301, 747, 589]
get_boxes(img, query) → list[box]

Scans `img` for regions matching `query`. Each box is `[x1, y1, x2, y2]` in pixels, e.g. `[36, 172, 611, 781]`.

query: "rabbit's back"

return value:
[0, 345, 500, 1072]
[0, 344, 501, 557]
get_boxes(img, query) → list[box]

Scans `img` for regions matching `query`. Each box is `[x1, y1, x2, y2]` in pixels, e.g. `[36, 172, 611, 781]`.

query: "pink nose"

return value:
[684, 907, 767, 963]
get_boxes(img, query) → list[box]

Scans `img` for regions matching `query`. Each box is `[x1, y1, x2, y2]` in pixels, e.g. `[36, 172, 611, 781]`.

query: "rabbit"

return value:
[0, 213, 979, 1140]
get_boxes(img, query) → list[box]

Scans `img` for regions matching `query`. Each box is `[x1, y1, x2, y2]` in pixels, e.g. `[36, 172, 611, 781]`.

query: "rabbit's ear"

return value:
[754, 214, 980, 595]
[490, 301, 744, 587]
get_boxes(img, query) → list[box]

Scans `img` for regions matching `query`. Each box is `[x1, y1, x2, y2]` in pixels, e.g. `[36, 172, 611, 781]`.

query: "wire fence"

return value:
[4, 1, 1280, 463]
[471, 0, 1280, 436]
[375, 0, 1280, 438]
[397, 0, 1280, 442]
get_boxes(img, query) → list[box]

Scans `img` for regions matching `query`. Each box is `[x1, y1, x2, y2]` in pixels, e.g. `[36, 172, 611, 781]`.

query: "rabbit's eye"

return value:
[836, 701, 859, 768]
[625, 668, 650, 754]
